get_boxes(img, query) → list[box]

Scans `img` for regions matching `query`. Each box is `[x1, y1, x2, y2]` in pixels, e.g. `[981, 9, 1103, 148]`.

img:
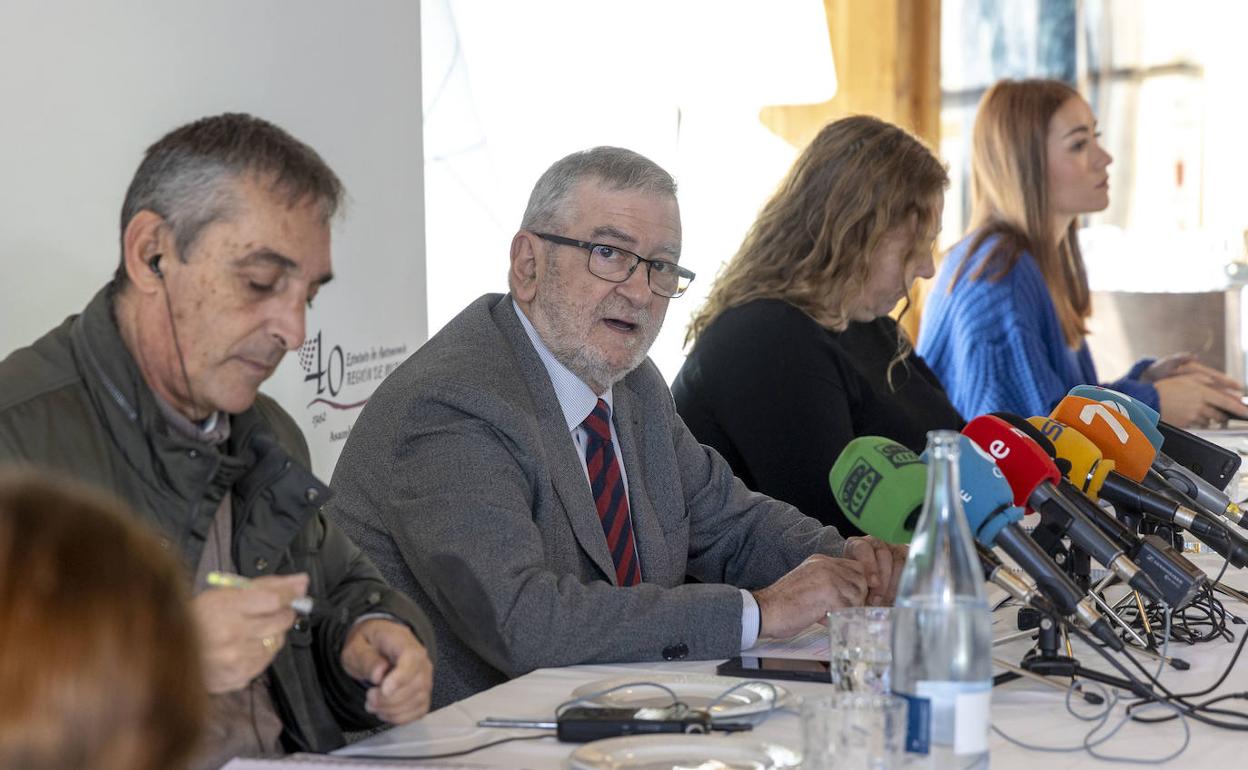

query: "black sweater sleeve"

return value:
[673, 301, 965, 535]
[673, 301, 864, 534]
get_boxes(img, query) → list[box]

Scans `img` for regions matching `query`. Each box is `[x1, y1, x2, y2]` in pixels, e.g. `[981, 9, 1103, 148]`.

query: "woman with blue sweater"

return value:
[918, 79, 1245, 426]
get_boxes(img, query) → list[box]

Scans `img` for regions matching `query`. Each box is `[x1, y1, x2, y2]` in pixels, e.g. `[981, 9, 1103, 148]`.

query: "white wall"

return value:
[0, 1, 425, 478]
[421, 0, 835, 384]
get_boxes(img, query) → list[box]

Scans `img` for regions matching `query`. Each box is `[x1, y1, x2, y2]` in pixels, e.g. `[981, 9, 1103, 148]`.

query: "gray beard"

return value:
[549, 338, 640, 394]
[535, 298, 657, 394]
[531, 251, 663, 393]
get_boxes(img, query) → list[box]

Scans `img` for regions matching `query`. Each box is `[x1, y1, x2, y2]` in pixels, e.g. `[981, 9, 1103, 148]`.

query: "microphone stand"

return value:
[1210, 580, 1248, 609]
[1027, 518, 1152, 648]
[1029, 518, 1091, 592]
[1085, 588, 1150, 648]
[993, 609, 1145, 695]
[994, 525, 1147, 695]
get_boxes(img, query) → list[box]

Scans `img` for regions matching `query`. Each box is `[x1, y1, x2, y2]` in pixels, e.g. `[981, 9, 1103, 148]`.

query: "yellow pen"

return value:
[206, 570, 315, 615]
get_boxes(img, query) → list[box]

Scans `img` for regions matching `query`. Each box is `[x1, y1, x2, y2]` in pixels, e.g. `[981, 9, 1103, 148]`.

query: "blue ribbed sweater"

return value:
[916, 234, 1160, 419]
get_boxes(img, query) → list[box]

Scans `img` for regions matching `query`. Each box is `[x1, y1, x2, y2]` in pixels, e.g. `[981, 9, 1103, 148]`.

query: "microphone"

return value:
[1051, 396, 1248, 568]
[976, 542, 1053, 613]
[1050, 396, 1156, 480]
[961, 415, 1160, 602]
[827, 436, 926, 544]
[1069, 385, 1247, 528]
[1068, 385, 1164, 449]
[827, 437, 1109, 641]
[1154, 452, 1247, 528]
[1024, 416, 1206, 607]
[148, 251, 200, 415]
[946, 434, 1122, 649]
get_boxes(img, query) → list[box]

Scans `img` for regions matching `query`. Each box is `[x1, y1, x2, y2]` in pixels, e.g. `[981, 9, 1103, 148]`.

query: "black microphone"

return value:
[1153, 452, 1247, 528]
[976, 543, 1054, 613]
[967, 415, 1161, 603]
[1128, 471, 1248, 568]
[1004, 413, 1205, 607]
[147, 251, 201, 415]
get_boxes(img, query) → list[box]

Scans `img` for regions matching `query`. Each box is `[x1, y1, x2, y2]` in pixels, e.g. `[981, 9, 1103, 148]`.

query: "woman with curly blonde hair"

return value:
[673, 115, 961, 534]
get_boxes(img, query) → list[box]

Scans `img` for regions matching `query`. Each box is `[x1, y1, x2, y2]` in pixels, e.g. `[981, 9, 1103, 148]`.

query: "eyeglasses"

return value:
[534, 232, 695, 298]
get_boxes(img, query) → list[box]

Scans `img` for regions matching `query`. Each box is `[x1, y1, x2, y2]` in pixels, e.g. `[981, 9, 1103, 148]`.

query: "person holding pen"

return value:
[0, 114, 435, 769]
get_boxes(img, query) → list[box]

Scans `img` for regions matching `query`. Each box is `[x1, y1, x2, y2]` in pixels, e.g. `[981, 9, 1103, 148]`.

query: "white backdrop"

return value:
[421, 0, 836, 383]
[0, 0, 426, 478]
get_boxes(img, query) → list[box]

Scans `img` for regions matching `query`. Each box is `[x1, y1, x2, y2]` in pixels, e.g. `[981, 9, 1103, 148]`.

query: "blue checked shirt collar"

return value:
[512, 298, 614, 432]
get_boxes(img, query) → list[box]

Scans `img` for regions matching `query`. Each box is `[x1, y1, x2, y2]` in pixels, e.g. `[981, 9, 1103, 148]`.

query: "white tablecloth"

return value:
[339, 555, 1248, 768]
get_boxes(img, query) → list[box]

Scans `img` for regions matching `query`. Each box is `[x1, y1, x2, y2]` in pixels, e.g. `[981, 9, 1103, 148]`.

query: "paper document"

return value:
[223, 756, 512, 769]
[744, 623, 830, 659]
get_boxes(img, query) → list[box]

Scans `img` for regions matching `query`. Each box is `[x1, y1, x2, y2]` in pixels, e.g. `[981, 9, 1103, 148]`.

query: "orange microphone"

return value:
[1049, 396, 1154, 481]
[1050, 397, 1248, 569]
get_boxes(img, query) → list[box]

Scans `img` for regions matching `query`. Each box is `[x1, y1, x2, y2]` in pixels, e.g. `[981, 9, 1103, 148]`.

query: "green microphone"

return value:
[827, 436, 926, 544]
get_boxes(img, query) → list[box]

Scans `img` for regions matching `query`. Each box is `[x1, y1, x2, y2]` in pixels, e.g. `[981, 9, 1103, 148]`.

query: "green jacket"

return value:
[0, 287, 435, 753]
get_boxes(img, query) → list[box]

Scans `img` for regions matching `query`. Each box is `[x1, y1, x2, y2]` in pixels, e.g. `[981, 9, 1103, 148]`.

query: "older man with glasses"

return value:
[327, 146, 906, 708]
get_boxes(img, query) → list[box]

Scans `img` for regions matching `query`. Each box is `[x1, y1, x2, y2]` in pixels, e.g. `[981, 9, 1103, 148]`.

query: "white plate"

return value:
[570, 674, 789, 721]
[570, 735, 800, 770]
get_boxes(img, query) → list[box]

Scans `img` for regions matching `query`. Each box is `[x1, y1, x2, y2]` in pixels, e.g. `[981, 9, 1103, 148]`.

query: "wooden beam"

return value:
[759, 0, 940, 149]
[758, 0, 942, 342]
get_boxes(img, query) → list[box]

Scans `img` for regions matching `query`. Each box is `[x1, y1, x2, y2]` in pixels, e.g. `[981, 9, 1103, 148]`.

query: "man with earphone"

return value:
[0, 114, 436, 768]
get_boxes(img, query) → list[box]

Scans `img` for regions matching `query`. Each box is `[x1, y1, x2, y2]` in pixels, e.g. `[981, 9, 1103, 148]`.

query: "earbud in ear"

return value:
[149, 254, 163, 278]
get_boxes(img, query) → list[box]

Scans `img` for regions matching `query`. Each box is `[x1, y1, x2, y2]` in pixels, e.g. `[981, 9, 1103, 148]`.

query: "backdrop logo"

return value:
[298, 331, 409, 443]
[299, 331, 365, 410]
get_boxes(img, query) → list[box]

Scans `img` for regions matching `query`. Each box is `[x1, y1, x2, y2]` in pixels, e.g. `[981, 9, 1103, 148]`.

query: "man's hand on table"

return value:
[750, 538, 909, 640]
[843, 536, 908, 606]
[341, 618, 433, 724]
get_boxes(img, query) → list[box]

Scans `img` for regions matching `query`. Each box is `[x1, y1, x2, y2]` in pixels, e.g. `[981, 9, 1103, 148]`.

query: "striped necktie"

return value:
[582, 398, 640, 586]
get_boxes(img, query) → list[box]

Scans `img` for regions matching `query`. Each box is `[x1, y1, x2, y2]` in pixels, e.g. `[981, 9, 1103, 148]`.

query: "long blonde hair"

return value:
[953, 78, 1090, 347]
[686, 115, 947, 348]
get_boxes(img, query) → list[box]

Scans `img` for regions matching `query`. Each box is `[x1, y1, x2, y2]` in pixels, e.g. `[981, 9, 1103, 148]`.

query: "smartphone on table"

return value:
[716, 655, 831, 683]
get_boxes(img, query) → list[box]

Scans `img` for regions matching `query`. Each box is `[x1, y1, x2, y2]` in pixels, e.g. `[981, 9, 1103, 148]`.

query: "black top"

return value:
[672, 298, 964, 535]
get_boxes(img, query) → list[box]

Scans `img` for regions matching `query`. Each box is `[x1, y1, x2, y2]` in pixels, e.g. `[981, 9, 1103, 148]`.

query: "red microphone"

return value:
[961, 416, 1154, 597]
[961, 415, 1059, 507]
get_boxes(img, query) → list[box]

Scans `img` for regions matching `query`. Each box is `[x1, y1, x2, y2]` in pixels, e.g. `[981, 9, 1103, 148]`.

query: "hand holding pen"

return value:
[193, 571, 309, 694]
[206, 571, 318, 614]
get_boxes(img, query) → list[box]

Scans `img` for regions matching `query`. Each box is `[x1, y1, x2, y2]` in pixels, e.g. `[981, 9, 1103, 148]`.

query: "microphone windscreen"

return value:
[991, 411, 1072, 477]
[1026, 417, 1116, 499]
[962, 415, 1061, 507]
[927, 435, 1024, 548]
[992, 412, 1055, 456]
[828, 436, 926, 544]
[1067, 385, 1164, 450]
[1050, 395, 1156, 480]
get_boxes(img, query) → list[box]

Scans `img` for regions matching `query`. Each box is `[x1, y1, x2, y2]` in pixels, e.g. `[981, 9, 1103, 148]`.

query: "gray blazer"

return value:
[327, 294, 847, 707]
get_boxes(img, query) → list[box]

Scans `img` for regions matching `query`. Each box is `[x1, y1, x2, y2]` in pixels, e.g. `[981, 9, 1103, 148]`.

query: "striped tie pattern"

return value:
[583, 398, 640, 586]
